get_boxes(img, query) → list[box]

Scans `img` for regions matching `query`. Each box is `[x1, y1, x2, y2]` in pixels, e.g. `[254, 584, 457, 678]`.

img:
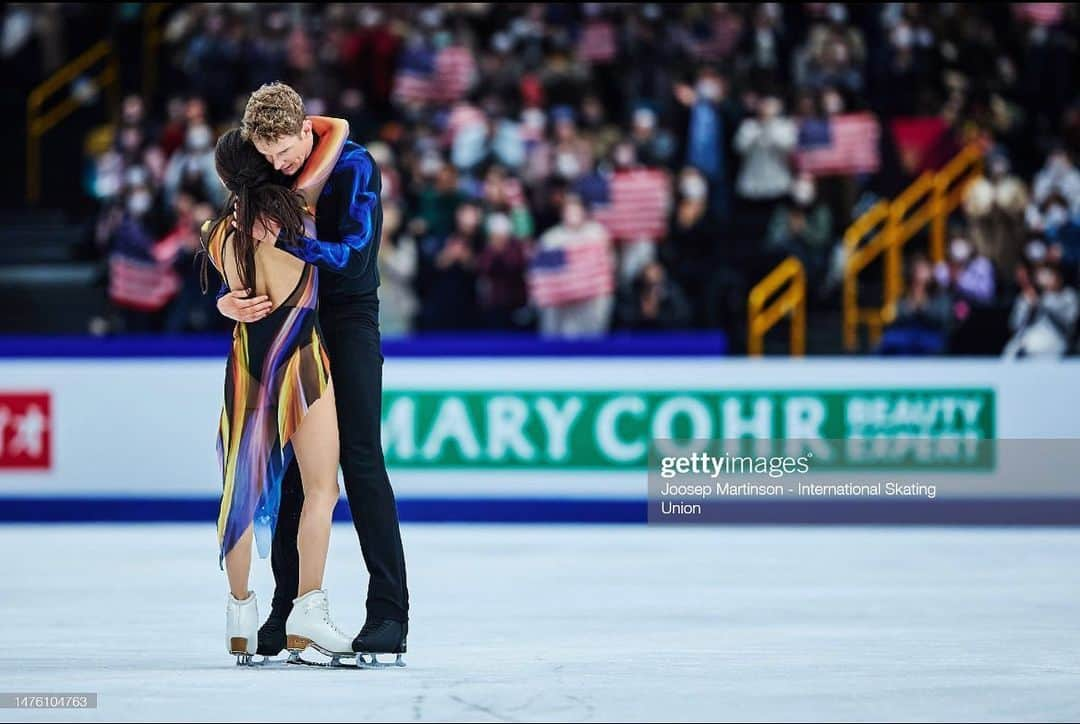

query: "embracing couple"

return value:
[200, 82, 408, 665]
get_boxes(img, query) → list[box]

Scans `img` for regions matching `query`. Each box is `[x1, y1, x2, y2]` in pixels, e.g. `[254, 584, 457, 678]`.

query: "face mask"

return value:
[792, 179, 815, 206]
[894, 24, 914, 49]
[634, 109, 656, 131]
[419, 7, 442, 28]
[1044, 205, 1068, 230]
[563, 204, 586, 227]
[186, 125, 212, 152]
[696, 80, 721, 102]
[1025, 240, 1048, 262]
[681, 176, 707, 200]
[1035, 268, 1056, 290]
[522, 109, 546, 131]
[556, 152, 581, 179]
[487, 215, 513, 238]
[823, 92, 844, 115]
[127, 191, 152, 217]
[949, 239, 973, 262]
[125, 166, 148, 188]
[614, 146, 635, 167]
[420, 154, 443, 178]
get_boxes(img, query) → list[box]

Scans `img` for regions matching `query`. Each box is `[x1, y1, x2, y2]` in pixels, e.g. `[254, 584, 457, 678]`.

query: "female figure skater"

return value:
[201, 129, 353, 664]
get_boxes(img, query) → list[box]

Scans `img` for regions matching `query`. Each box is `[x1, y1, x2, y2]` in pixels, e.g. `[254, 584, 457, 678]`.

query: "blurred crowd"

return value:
[54, 3, 1080, 354]
[882, 144, 1080, 358]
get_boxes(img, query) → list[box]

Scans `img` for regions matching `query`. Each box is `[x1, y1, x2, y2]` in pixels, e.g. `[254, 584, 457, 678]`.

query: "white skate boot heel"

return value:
[285, 589, 355, 666]
[226, 591, 258, 665]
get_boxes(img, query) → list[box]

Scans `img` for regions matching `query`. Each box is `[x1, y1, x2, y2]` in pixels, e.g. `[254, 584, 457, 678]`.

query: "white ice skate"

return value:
[226, 591, 258, 665]
[285, 589, 355, 665]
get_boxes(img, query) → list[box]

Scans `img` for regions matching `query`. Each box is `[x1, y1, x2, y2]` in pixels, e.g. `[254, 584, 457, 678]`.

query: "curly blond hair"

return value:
[241, 82, 306, 143]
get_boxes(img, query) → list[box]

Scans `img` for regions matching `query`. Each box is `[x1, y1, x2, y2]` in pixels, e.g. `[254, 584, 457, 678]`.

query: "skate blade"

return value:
[285, 648, 363, 669]
[233, 653, 258, 666]
[356, 652, 406, 669]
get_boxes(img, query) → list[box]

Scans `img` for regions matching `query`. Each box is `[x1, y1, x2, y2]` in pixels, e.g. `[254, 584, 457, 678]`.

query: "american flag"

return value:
[391, 44, 436, 106]
[577, 20, 617, 63]
[393, 45, 476, 106]
[527, 236, 614, 308]
[433, 45, 477, 103]
[794, 113, 881, 177]
[108, 218, 180, 312]
[691, 12, 743, 61]
[109, 254, 179, 311]
[1014, 3, 1064, 25]
[592, 169, 672, 244]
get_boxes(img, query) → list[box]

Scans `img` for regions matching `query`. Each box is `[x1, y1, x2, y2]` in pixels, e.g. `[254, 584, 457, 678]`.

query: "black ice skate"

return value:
[352, 618, 407, 668]
[256, 606, 289, 657]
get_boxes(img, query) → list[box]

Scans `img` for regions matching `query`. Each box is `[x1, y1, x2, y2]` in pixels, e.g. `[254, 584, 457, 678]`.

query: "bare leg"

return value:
[290, 380, 341, 597]
[224, 524, 254, 600]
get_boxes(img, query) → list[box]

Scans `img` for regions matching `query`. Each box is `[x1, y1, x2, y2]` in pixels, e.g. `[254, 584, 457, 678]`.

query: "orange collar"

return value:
[293, 116, 350, 209]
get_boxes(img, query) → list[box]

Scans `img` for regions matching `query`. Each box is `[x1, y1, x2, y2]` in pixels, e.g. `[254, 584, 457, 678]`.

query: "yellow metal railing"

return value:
[748, 255, 806, 356]
[143, 3, 172, 100]
[842, 142, 985, 351]
[931, 143, 985, 261]
[842, 200, 891, 350]
[26, 39, 119, 204]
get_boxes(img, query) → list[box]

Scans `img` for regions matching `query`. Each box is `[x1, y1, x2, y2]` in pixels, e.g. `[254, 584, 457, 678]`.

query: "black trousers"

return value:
[270, 291, 409, 622]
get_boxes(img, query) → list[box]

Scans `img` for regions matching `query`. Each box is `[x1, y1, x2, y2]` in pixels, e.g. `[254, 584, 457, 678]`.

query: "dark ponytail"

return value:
[199, 128, 306, 295]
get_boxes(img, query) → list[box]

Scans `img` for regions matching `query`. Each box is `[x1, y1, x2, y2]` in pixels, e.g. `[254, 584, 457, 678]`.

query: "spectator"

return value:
[765, 171, 834, 288]
[107, 183, 179, 332]
[528, 105, 594, 187]
[616, 261, 693, 331]
[418, 200, 482, 331]
[630, 105, 676, 168]
[414, 157, 465, 241]
[1003, 262, 1078, 358]
[377, 202, 419, 337]
[595, 141, 672, 284]
[675, 65, 738, 223]
[935, 236, 997, 328]
[1032, 148, 1080, 215]
[452, 96, 526, 173]
[162, 121, 223, 207]
[476, 213, 529, 331]
[879, 255, 953, 355]
[533, 193, 614, 338]
[964, 151, 1029, 282]
[163, 199, 221, 333]
[29, 4, 1079, 353]
[733, 93, 798, 233]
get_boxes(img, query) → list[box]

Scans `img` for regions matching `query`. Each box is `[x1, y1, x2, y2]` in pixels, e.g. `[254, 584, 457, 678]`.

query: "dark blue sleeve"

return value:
[284, 150, 380, 278]
[215, 281, 229, 300]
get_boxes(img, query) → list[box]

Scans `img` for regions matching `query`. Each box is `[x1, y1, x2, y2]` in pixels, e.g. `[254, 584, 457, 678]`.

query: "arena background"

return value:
[1, 4, 1079, 722]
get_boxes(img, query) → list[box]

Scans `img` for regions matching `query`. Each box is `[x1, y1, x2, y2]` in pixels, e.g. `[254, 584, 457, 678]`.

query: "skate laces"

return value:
[304, 594, 349, 639]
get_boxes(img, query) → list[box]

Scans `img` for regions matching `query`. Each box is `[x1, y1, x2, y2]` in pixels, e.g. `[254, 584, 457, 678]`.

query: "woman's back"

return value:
[203, 217, 310, 315]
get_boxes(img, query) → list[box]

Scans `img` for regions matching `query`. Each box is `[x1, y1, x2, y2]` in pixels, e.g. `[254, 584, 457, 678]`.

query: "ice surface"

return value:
[1, 523, 1078, 722]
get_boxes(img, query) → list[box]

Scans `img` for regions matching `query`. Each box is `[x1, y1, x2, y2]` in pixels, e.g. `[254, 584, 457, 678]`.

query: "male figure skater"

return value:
[216, 82, 409, 659]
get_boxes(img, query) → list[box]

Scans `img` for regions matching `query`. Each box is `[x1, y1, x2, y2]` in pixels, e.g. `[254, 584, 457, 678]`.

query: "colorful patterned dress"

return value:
[203, 217, 331, 567]
[203, 117, 351, 567]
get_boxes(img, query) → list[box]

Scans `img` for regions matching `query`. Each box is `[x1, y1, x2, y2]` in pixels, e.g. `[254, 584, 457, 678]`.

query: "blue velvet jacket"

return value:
[217, 117, 382, 301]
[285, 137, 383, 299]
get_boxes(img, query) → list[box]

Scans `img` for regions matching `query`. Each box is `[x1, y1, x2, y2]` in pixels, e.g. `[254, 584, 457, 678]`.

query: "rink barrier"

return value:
[1, 497, 1078, 525]
[0, 332, 729, 359]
